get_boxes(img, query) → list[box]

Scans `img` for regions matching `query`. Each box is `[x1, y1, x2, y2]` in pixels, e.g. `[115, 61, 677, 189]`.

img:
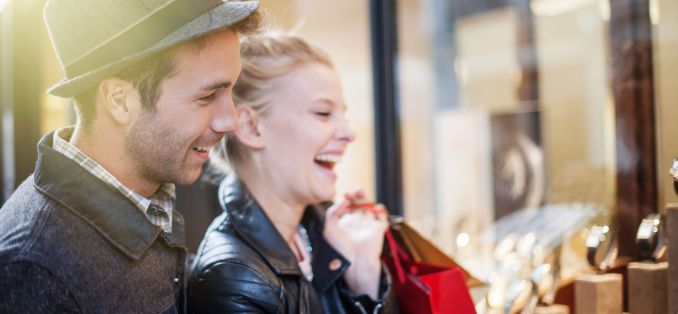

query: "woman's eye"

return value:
[314, 111, 331, 117]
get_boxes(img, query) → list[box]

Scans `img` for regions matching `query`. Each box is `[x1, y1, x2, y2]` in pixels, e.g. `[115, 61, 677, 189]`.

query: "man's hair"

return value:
[73, 11, 264, 125]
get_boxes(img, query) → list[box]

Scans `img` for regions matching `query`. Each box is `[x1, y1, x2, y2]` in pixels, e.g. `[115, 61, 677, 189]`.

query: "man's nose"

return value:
[210, 97, 239, 134]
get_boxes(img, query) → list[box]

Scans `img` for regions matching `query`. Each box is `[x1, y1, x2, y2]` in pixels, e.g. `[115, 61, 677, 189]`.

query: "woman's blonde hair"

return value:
[208, 33, 334, 180]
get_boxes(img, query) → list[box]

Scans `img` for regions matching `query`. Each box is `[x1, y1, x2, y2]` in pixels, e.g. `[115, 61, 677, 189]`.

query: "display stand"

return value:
[627, 262, 667, 314]
[574, 273, 622, 314]
[667, 204, 678, 314]
[534, 304, 569, 314]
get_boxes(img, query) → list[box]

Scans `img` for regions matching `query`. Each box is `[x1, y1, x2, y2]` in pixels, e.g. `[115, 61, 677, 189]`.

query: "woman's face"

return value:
[258, 63, 355, 205]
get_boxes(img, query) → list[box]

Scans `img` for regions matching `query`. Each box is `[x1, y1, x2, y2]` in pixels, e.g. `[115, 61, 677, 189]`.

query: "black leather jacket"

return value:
[188, 175, 392, 313]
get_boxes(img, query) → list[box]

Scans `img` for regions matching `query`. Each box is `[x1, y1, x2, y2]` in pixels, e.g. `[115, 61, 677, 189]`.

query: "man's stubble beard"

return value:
[125, 110, 190, 186]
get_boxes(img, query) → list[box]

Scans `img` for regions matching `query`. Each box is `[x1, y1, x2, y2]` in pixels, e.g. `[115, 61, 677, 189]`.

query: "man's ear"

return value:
[234, 106, 265, 149]
[97, 78, 140, 125]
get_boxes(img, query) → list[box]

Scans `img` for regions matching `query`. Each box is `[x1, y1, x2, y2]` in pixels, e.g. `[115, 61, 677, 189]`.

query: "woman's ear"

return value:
[234, 106, 265, 149]
[98, 78, 140, 125]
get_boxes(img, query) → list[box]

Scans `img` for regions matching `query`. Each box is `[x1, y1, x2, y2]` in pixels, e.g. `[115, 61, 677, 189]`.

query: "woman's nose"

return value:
[337, 117, 356, 143]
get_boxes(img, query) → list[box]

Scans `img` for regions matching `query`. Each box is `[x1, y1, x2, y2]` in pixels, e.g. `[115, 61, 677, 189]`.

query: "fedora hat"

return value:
[44, 0, 259, 97]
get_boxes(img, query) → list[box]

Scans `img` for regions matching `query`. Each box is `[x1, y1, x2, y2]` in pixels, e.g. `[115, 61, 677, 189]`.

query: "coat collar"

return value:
[219, 174, 350, 288]
[32, 131, 184, 260]
[219, 174, 301, 275]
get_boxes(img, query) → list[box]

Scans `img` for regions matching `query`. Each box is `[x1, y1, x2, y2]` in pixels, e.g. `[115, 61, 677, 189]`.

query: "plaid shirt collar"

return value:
[53, 127, 175, 233]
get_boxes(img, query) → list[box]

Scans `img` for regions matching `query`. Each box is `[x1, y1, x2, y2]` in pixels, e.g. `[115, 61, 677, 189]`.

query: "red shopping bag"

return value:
[383, 228, 477, 314]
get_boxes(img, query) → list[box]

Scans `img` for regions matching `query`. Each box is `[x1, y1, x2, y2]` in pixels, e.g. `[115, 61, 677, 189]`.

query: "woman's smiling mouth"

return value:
[314, 153, 342, 170]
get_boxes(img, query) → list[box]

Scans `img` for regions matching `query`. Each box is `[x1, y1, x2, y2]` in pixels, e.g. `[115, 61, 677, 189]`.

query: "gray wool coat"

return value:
[0, 132, 188, 314]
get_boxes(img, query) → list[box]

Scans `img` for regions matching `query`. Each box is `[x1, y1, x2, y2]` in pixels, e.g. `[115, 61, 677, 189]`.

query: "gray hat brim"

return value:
[48, 1, 258, 97]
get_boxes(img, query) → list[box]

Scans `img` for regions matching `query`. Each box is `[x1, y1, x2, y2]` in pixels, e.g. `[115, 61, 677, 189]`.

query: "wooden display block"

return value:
[628, 262, 667, 314]
[534, 304, 569, 314]
[574, 273, 622, 314]
[667, 204, 678, 314]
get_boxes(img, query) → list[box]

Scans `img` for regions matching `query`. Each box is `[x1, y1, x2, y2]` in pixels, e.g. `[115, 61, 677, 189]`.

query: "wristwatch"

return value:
[586, 225, 618, 272]
[636, 214, 666, 262]
[671, 158, 678, 194]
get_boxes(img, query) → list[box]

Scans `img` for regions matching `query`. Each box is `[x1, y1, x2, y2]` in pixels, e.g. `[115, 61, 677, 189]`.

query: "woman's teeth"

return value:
[314, 154, 341, 164]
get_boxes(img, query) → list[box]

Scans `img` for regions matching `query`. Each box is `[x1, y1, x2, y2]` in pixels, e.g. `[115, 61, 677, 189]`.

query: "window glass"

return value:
[397, 0, 615, 278]
[654, 0, 678, 206]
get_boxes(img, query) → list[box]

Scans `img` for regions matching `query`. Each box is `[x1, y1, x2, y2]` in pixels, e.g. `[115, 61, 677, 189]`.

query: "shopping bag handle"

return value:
[385, 228, 409, 284]
[351, 206, 410, 284]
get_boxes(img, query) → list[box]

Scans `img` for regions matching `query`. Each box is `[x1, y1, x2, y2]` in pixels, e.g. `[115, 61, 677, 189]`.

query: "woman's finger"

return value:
[343, 189, 369, 205]
[326, 198, 352, 221]
[373, 204, 388, 221]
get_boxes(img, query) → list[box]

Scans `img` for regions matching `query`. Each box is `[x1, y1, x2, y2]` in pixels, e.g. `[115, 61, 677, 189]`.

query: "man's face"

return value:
[125, 30, 241, 186]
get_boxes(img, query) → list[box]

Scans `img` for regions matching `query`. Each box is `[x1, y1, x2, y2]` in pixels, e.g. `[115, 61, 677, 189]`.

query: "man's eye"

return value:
[314, 111, 331, 117]
[198, 93, 217, 103]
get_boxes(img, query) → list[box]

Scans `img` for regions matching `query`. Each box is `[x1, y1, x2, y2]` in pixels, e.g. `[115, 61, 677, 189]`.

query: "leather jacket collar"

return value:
[218, 174, 350, 291]
[219, 174, 300, 275]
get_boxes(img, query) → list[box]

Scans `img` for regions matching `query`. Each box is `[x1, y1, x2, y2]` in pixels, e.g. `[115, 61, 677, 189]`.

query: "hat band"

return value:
[64, 0, 223, 78]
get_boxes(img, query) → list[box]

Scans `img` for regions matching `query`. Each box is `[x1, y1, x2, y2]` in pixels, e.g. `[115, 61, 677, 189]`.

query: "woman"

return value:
[188, 34, 392, 313]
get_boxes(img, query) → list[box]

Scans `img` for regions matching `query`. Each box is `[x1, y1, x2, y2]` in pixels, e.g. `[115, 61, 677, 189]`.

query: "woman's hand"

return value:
[323, 190, 389, 300]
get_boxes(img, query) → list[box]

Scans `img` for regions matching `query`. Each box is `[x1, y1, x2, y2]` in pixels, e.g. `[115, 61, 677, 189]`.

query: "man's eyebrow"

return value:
[202, 81, 232, 91]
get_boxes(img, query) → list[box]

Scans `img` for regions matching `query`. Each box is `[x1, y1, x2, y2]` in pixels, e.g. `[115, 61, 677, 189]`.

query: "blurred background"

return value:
[1, 0, 677, 296]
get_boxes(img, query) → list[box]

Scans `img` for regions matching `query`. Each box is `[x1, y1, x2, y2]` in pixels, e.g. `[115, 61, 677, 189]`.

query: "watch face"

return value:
[586, 225, 618, 271]
[491, 111, 545, 220]
[586, 225, 610, 248]
[636, 214, 666, 261]
[670, 159, 678, 180]
[636, 220, 656, 240]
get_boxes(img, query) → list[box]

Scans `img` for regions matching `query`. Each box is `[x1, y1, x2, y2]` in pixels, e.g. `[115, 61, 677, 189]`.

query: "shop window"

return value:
[391, 0, 672, 292]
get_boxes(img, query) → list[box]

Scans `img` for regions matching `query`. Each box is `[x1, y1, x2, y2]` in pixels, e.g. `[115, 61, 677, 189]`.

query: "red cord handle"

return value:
[349, 204, 410, 284]
[385, 228, 412, 284]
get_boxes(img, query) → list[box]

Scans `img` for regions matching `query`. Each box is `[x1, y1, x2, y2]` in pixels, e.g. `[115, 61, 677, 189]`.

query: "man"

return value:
[0, 0, 260, 313]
